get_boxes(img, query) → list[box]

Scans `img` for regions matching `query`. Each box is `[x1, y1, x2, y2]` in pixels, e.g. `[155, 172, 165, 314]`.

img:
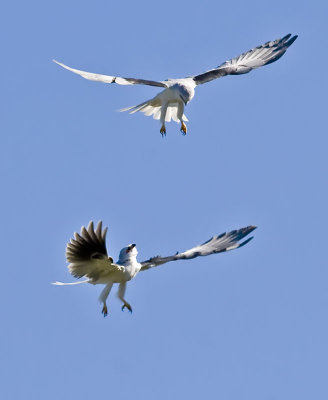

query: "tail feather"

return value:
[143, 105, 159, 116]
[153, 108, 161, 120]
[166, 106, 172, 122]
[119, 98, 188, 122]
[165, 103, 187, 122]
[119, 98, 160, 114]
[52, 279, 90, 286]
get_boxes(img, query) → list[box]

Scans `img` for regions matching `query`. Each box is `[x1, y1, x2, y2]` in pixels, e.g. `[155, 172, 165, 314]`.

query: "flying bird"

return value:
[53, 221, 256, 316]
[53, 33, 297, 136]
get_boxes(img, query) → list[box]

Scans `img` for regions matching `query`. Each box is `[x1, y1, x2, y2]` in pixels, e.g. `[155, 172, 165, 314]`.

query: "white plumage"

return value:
[53, 33, 297, 136]
[53, 221, 256, 316]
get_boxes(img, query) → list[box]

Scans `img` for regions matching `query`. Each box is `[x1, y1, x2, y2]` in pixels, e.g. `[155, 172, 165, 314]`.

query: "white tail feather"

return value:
[52, 279, 90, 286]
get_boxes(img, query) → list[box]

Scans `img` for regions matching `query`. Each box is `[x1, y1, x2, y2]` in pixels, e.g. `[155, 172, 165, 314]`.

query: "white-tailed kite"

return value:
[53, 221, 256, 316]
[54, 33, 297, 136]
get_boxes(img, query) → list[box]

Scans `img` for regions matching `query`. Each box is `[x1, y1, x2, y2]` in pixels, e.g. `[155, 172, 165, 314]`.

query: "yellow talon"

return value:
[180, 122, 187, 135]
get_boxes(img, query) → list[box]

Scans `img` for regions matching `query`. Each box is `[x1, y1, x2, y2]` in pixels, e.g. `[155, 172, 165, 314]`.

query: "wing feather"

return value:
[192, 34, 297, 85]
[140, 226, 256, 271]
[53, 60, 167, 87]
[66, 221, 123, 281]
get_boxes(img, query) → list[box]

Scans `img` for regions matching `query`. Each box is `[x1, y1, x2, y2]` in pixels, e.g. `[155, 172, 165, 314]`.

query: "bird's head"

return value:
[118, 243, 138, 262]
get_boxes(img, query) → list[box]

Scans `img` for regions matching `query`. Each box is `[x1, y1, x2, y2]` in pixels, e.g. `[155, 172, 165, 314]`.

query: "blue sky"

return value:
[1, 0, 328, 399]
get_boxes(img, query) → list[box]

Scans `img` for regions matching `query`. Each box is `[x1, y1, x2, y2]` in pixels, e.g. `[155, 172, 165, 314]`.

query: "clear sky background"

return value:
[1, 0, 327, 399]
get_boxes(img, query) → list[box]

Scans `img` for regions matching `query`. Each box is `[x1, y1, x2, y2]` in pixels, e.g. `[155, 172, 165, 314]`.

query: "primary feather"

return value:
[65, 221, 123, 283]
[192, 34, 298, 85]
[140, 226, 256, 270]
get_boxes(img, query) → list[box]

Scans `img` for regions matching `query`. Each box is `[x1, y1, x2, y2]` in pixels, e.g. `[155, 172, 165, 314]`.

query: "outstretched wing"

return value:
[66, 221, 123, 281]
[140, 225, 256, 271]
[192, 34, 297, 85]
[53, 60, 168, 88]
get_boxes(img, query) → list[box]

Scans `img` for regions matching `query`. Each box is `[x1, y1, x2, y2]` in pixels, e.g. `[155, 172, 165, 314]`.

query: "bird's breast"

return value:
[119, 261, 141, 281]
[171, 83, 195, 104]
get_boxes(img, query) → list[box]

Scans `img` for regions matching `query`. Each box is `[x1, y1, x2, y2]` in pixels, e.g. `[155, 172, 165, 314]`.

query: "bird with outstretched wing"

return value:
[53, 221, 256, 316]
[54, 33, 297, 136]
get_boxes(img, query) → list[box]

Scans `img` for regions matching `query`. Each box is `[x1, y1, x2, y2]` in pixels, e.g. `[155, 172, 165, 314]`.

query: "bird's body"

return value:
[121, 78, 196, 134]
[53, 221, 256, 316]
[54, 33, 297, 135]
[116, 247, 141, 282]
[89, 247, 141, 284]
[162, 79, 196, 107]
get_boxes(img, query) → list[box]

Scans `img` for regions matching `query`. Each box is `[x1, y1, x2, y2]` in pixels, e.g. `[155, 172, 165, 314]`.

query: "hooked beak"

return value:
[126, 244, 136, 253]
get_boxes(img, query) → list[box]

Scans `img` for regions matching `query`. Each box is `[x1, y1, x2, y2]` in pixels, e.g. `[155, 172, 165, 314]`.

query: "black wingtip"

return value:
[244, 225, 257, 234]
[237, 225, 257, 247]
[238, 236, 254, 248]
[286, 35, 298, 47]
[282, 33, 292, 41]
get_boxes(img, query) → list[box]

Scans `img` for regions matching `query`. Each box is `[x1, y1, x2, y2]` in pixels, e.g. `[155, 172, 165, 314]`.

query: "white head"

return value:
[118, 243, 138, 263]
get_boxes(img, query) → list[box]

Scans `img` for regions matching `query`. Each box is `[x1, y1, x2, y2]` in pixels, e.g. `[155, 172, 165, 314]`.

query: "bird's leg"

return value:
[160, 102, 168, 137]
[180, 121, 187, 135]
[99, 282, 113, 318]
[177, 102, 187, 135]
[160, 123, 166, 137]
[117, 282, 133, 313]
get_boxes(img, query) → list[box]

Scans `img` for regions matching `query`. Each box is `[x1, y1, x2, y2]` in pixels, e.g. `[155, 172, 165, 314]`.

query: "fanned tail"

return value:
[119, 98, 188, 122]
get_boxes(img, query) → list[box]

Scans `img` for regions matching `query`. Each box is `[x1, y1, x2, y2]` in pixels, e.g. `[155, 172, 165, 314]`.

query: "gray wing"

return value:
[140, 225, 256, 271]
[66, 221, 123, 281]
[192, 34, 297, 85]
[53, 60, 168, 87]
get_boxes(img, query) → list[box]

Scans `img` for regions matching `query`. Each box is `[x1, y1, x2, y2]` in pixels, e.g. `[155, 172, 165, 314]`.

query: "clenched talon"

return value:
[160, 124, 166, 137]
[180, 122, 187, 135]
[102, 304, 108, 317]
[121, 303, 133, 313]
